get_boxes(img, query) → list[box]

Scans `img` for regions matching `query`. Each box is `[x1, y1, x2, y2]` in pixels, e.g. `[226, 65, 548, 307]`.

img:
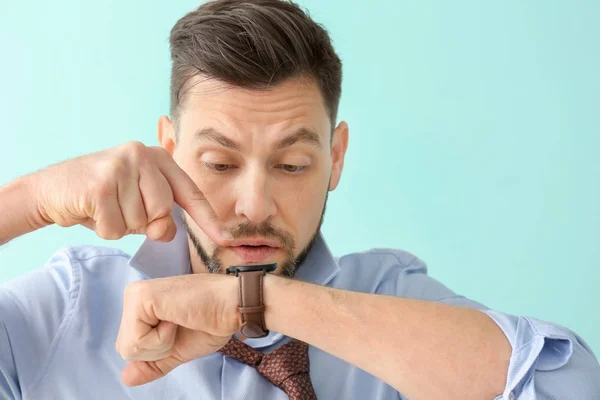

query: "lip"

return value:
[226, 238, 282, 248]
[230, 245, 280, 263]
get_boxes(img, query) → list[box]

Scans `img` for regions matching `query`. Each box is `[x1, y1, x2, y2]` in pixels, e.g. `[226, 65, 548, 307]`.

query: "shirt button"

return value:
[508, 392, 515, 400]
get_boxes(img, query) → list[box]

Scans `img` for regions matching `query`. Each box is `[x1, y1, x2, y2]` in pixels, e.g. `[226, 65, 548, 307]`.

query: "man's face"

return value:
[159, 77, 348, 276]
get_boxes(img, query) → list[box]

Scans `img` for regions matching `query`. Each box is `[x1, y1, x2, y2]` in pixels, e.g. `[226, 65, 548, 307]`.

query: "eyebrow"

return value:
[275, 128, 322, 150]
[193, 127, 322, 151]
[194, 128, 241, 151]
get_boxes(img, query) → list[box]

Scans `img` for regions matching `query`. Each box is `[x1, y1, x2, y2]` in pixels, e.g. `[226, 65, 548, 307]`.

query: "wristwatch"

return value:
[226, 263, 277, 339]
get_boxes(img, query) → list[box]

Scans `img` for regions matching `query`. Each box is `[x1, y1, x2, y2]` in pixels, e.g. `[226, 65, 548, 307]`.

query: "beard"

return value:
[183, 192, 329, 278]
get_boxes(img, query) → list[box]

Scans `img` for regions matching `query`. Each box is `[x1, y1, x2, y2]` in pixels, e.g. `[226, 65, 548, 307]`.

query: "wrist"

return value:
[25, 171, 55, 227]
[22, 173, 52, 229]
[0, 174, 51, 245]
[263, 274, 331, 342]
[263, 273, 293, 333]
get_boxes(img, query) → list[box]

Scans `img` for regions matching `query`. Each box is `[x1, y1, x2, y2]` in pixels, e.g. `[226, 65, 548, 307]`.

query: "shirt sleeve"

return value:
[483, 310, 600, 400]
[0, 248, 75, 399]
[393, 254, 600, 400]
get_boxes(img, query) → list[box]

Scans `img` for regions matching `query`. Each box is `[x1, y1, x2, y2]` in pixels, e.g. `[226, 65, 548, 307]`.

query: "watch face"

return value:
[226, 263, 277, 275]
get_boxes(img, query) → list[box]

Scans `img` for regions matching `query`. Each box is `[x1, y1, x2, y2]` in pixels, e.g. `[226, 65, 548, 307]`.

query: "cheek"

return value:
[277, 178, 327, 233]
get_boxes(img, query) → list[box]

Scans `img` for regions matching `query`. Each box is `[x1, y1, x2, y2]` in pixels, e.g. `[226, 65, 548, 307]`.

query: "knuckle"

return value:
[124, 280, 149, 301]
[90, 178, 114, 200]
[116, 141, 150, 170]
[119, 141, 147, 159]
[152, 204, 173, 220]
[88, 158, 121, 196]
[101, 157, 128, 179]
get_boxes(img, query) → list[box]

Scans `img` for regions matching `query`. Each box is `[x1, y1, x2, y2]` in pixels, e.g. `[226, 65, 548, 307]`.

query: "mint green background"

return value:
[1, 0, 598, 355]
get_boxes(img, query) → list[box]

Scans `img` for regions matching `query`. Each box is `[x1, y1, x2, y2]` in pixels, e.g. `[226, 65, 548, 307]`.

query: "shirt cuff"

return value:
[483, 309, 587, 399]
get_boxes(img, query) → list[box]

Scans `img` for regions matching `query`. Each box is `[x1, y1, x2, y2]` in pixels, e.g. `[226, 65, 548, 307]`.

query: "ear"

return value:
[158, 115, 176, 156]
[328, 121, 349, 191]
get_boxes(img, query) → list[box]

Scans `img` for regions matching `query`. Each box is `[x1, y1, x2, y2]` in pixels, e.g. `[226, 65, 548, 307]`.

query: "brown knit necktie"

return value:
[218, 337, 317, 400]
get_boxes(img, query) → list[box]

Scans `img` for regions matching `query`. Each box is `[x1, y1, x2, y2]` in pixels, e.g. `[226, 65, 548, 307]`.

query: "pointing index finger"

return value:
[157, 158, 232, 244]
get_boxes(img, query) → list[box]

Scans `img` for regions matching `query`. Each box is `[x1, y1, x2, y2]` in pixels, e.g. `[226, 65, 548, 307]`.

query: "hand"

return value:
[115, 273, 239, 386]
[33, 141, 229, 243]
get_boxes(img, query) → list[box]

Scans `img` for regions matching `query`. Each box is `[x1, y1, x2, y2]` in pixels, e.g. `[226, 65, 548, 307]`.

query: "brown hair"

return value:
[169, 0, 342, 130]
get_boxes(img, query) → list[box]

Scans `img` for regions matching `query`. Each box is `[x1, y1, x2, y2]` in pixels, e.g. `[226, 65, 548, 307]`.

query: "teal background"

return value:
[1, 0, 598, 355]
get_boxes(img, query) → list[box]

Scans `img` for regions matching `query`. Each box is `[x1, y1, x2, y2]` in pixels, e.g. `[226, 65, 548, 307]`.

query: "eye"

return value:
[203, 162, 234, 172]
[276, 164, 307, 173]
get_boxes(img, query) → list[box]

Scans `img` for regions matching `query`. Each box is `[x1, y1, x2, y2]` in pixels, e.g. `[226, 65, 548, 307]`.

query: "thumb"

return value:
[121, 356, 183, 387]
[121, 328, 230, 386]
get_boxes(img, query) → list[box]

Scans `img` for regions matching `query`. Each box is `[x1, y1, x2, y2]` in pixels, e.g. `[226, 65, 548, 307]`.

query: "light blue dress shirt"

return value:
[1, 212, 599, 399]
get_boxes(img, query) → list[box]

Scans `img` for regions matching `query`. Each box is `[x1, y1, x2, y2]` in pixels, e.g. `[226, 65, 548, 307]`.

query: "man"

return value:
[0, 0, 598, 399]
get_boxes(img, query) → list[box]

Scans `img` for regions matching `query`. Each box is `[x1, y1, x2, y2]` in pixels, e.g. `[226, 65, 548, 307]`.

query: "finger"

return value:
[137, 321, 178, 355]
[121, 329, 191, 387]
[145, 215, 177, 242]
[94, 190, 127, 240]
[154, 151, 231, 244]
[122, 321, 178, 361]
[137, 166, 176, 242]
[117, 171, 148, 233]
[121, 328, 229, 386]
[121, 356, 182, 387]
[116, 281, 159, 361]
[138, 165, 174, 223]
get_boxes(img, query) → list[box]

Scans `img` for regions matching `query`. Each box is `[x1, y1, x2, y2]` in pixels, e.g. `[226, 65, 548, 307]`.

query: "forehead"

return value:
[177, 76, 331, 140]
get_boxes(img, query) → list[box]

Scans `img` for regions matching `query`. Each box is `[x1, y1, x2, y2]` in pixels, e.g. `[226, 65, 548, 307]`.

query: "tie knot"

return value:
[218, 336, 264, 367]
[218, 337, 317, 400]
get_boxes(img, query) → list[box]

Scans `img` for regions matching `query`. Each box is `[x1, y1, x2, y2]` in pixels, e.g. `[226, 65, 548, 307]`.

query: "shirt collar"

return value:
[128, 205, 341, 348]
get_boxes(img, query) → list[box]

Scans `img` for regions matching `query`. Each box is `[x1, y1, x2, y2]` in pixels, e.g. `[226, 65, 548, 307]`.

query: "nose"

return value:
[234, 165, 276, 224]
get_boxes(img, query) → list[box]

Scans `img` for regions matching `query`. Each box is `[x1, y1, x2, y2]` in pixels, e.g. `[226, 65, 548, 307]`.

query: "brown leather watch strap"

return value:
[226, 264, 276, 340]
[237, 270, 268, 339]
